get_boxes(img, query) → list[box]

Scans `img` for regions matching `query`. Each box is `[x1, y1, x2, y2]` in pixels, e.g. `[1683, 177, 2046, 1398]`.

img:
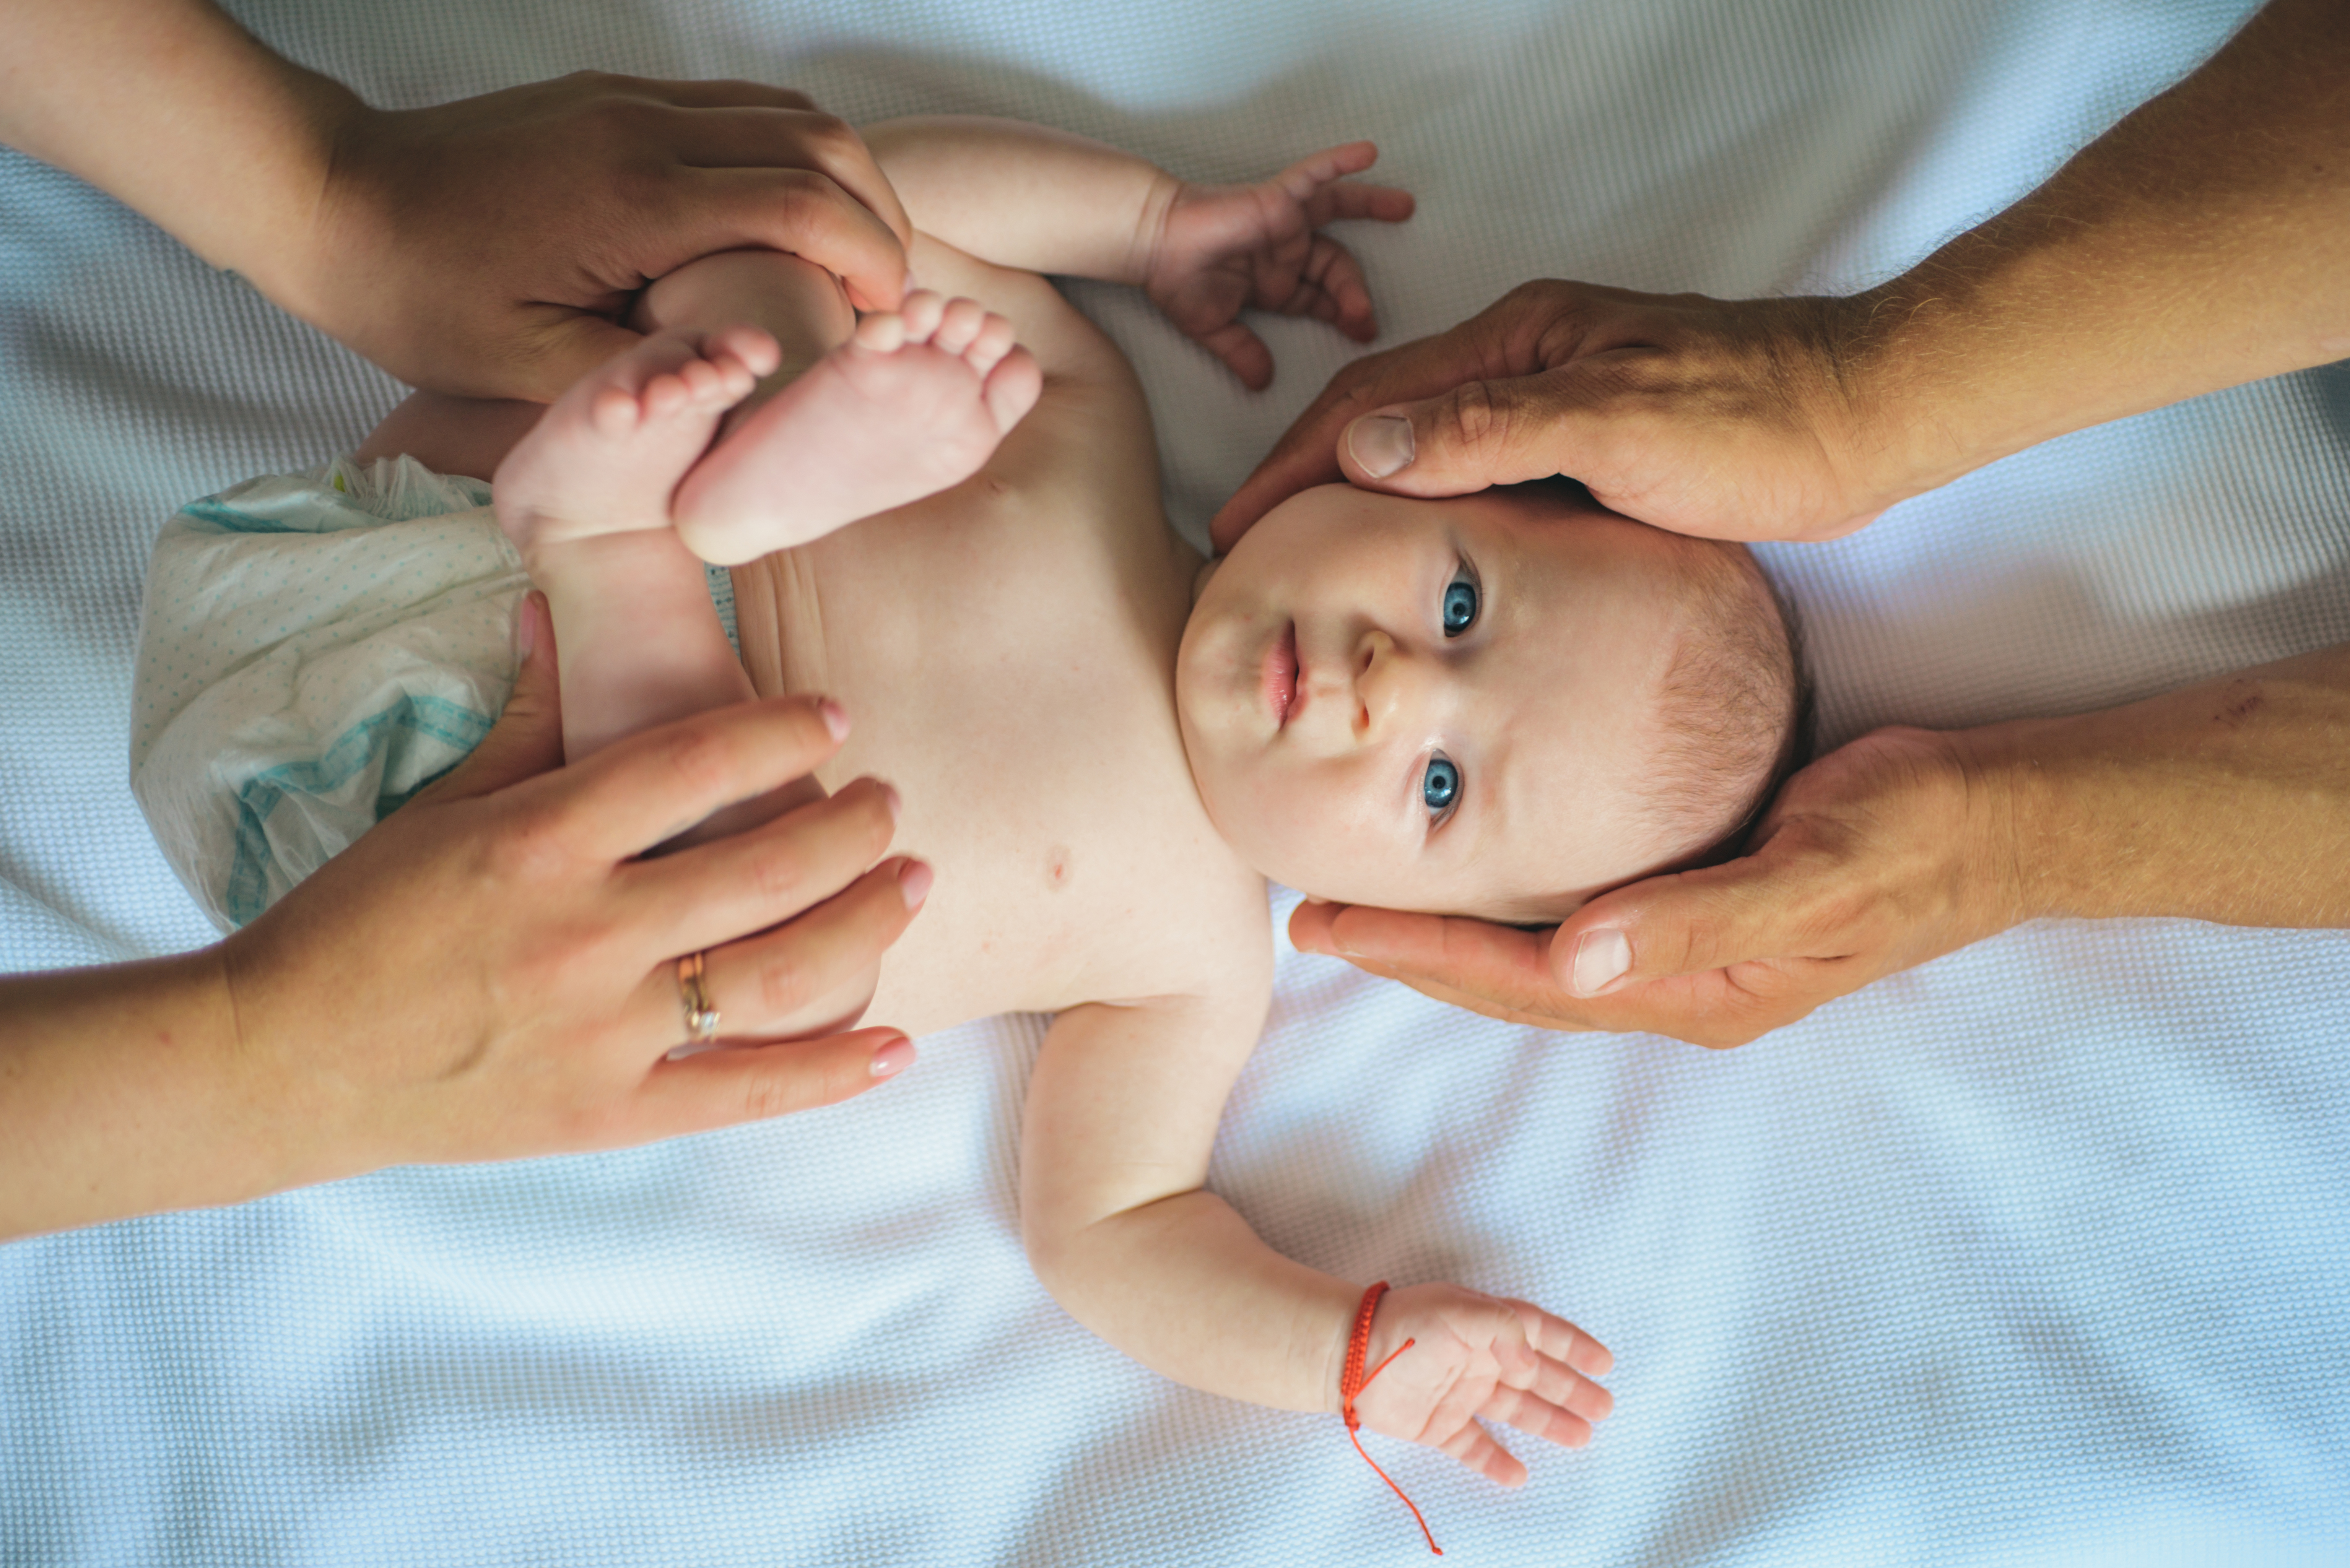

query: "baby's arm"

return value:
[864, 118, 1413, 388]
[1023, 992, 1614, 1484]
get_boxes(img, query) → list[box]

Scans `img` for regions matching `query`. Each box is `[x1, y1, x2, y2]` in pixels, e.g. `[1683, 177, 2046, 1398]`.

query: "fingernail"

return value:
[1571, 929, 1631, 996]
[869, 1036, 917, 1077]
[880, 782, 902, 824]
[897, 857, 932, 910]
[1348, 414, 1415, 479]
[818, 698, 851, 741]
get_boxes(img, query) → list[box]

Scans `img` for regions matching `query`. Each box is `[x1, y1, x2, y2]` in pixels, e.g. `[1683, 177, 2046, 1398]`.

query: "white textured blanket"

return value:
[5, 1, 2347, 1563]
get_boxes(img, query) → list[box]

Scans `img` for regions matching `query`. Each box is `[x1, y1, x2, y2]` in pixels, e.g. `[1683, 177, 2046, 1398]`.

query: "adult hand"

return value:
[1216, 0, 2350, 557]
[1295, 643, 2350, 1045]
[302, 73, 914, 400]
[1289, 727, 2021, 1048]
[0, 6, 914, 401]
[221, 595, 929, 1179]
[2, 596, 930, 1239]
[1211, 280, 1893, 552]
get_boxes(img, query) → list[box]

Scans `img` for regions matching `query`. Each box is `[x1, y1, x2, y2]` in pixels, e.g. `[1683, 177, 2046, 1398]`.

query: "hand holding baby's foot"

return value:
[493, 327, 781, 562]
[1348, 1282, 1615, 1487]
[1144, 142, 1415, 389]
[671, 290, 1042, 565]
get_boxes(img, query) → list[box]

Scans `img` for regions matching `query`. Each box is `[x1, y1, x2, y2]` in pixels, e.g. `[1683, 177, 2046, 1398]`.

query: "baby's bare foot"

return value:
[494, 327, 781, 559]
[671, 291, 1044, 564]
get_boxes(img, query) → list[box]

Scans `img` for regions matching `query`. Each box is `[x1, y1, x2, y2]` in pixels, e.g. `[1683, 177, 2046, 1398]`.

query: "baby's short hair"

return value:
[1639, 539, 1807, 867]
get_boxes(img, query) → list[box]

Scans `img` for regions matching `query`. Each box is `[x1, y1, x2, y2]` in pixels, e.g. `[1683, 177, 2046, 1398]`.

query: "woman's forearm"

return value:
[0, 0, 359, 315]
[0, 949, 323, 1241]
[1971, 642, 2350, 928]
[1846, 0, 2350, 494]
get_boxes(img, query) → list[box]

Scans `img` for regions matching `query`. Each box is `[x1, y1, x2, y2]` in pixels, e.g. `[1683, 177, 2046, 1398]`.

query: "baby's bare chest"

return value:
[740, 478, 1256, 1033]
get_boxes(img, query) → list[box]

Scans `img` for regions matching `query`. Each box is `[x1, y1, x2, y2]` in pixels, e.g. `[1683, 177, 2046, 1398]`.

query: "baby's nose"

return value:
[1352, 629, 1424, 737]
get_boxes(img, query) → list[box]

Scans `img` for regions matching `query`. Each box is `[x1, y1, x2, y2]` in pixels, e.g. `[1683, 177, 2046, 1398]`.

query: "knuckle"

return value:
[1439, 378, 1508, 461]
[738, 1065, 814, 1123]
[746, 837, 813, 910]
[657, 725, 737, 799]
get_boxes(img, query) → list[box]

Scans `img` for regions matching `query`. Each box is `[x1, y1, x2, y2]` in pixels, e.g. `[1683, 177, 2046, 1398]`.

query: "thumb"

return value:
[428, 591, 566, 803]
[1553, 851, 1814, 998]
[1337, 370, 1583, 497]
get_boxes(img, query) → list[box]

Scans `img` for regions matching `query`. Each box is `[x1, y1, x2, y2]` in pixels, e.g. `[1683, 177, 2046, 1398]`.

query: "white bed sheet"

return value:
[5, 1, 2348, 1563]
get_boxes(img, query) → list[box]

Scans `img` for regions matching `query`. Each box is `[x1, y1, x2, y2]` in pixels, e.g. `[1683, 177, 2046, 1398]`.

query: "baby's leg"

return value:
[635, 250, 1042, 564]
[492, 327, 779, 763]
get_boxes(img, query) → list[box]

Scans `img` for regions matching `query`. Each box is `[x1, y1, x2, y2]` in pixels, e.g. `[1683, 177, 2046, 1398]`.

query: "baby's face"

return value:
[1177, 484, 1693, 918]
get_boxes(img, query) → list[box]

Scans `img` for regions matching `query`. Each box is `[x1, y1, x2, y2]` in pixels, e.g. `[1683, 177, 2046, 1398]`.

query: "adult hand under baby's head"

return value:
[1176, 482, 1799, 922]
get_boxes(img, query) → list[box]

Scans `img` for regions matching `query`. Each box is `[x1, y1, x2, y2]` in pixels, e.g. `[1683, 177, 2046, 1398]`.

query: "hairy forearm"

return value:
[1026, 1191, 1358, 1414]
[0, 950, 323, 1241]
[1846, 0, 2350, 492]
[1969, 642, 2350, 928]
[861, 116, 1176, 284]
[0, 0, 359, 313]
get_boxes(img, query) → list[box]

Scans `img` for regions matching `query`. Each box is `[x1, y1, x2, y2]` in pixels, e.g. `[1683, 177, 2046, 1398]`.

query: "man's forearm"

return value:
[1970, 642, 2350, 929]
[0, 0, 357, 314]
[1848, 0, 2350, 493]
[861, 116, 1176, 284]
[0, 950, 325, 1241]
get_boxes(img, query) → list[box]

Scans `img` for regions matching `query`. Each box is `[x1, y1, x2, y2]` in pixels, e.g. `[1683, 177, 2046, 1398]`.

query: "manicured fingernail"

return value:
[869, 1036, 916, 1077]
[1571, 929, 1631, 996]
[818, 697, 851, 740]
[1348, 414, 1415, 479]
[897, 857, 932, 910]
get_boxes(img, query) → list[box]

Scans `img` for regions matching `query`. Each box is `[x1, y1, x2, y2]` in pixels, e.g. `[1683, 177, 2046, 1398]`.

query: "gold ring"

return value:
[676, 950, 721, 1044]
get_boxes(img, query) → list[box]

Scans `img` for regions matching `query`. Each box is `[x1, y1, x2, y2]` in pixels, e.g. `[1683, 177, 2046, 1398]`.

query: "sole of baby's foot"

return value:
[670, 291, 1043, 564]
[493, 326, 781, 558]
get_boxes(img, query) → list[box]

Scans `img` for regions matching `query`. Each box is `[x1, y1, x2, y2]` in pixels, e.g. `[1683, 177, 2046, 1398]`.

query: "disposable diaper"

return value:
[130, 457, 521, 931]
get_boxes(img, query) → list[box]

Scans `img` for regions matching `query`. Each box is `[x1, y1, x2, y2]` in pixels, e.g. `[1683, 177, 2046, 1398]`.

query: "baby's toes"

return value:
[709, 324, 781, 380]
[673, 357, 727, 404]
[980, 346, 1043, 436]
[641, 372, 693, 421]
[589, 383, 642, 435]
[852, 311, 908, 354]
[962, 312, 1019, 378]
[896, 289, 947, 341]
[929, 296, 989, 356]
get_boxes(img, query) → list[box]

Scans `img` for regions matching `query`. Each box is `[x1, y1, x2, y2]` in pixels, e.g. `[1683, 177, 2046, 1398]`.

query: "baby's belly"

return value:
[730, 472, 1221, 1035]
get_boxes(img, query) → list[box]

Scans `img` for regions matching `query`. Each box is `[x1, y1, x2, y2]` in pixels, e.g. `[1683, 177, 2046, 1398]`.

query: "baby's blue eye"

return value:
[1442, 571, 1478, 637]
[1422, 755, 1460, 816]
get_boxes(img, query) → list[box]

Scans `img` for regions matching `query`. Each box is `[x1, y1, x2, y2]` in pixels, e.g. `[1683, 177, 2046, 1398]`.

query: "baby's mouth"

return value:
[1262, 621, 1298, 729]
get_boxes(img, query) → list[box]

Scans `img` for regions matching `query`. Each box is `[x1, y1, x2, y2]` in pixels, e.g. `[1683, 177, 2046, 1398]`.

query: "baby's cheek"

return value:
[1255, 772, 1413, 907]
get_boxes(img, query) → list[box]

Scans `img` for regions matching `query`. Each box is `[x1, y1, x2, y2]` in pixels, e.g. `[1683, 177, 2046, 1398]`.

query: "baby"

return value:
[135, 116, 1800, 1496]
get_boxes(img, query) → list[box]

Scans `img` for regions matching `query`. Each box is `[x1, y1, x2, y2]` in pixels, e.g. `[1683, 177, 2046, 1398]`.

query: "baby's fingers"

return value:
[1273, 237, 1377, 339]
[1482, 1381, 1599, 1451]
[1304, 180, 1416, 229]
[1271, 140, 1383, 198]
[1511, 1298, 1613, 1378]
[1194, 319, 1274, 390]
[1436, 1419, 1528, 1488]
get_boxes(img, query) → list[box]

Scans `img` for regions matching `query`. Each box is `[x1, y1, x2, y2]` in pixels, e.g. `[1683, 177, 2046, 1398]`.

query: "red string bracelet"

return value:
[1342, 1280, 1441, 1555]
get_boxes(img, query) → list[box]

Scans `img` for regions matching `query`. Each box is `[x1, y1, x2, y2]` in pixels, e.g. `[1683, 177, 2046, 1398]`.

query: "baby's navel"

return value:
[1045, 846, 1073, 889]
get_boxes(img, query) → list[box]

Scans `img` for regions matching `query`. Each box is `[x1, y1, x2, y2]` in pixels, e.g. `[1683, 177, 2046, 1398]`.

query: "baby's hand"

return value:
[1143, 143, 1413, 390]
[1347, 1282, 1615, 1486]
